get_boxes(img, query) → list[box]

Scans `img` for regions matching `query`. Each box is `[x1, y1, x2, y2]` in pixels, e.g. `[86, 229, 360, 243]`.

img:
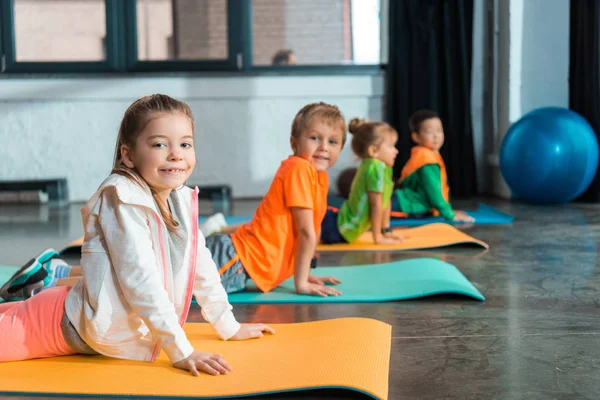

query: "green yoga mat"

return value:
[0, 258, 484, 304]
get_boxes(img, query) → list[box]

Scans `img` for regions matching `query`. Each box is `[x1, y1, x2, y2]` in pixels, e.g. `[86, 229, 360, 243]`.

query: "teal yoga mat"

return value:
[199, 203, 513, 227]
[0, 265, 19, 303]
[0, 258, 484, 303]
[0, 266, 18, 284]
[228, 258, 484, 303]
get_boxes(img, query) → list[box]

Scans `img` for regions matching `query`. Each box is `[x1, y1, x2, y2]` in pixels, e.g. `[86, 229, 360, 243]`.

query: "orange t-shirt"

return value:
[231, 156, 329, 293]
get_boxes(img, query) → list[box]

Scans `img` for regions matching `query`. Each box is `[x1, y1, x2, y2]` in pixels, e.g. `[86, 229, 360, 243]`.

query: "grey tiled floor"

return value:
[1, 197, 599, 399]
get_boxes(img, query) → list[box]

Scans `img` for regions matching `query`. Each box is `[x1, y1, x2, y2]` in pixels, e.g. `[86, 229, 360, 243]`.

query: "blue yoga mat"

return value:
[390, 203, 514, 226]
[201, 203, 514, 227]
[0, 258, 484, 304]
[327, 194, 513, 226]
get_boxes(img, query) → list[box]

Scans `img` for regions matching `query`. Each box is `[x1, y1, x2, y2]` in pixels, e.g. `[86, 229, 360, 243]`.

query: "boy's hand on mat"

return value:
[173, 351, 232, 377]
[230, 324, 275, 340]
[308, 275, 341, 286]
[453, 211, 475, 223]
[297, 282, 342, 297]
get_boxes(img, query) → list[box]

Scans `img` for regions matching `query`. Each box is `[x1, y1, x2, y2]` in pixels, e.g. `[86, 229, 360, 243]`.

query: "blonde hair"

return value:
[291, 102, 347, 146]
[112, 94, 194, 232]
[348, 118, 397, 158]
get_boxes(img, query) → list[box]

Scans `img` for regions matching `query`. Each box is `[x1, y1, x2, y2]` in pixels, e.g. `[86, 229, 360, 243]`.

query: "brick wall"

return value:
[136, 0, 227, 61]
[174, 0, 228, 60]
[252, 0, 351, 65]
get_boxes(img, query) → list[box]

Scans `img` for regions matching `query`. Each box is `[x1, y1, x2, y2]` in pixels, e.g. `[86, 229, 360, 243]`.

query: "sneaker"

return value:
[0, 248, 57, 300]
[41, 256, 72, 287]
[199, 213, 227, 237]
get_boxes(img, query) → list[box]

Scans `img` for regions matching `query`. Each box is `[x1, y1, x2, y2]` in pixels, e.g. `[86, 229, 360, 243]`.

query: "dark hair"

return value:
[291, 102, 347, 146]
[112, 94, 194, 233]
[348, 118, 397, 158]
[408, 109, 440, 133]
[272, 49, 294, 65]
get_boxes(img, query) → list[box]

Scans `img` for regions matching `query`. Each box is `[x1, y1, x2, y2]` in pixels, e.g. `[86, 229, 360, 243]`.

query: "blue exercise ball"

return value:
[500, 107, 599, 204]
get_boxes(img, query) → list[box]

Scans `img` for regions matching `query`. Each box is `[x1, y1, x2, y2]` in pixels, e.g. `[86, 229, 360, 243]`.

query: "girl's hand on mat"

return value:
[230, 324, 276, 340]
[173, 351, 232, 377]
[384, 232, 404, 242]
[308, 275, 341, 286]
[297, 282, 342, 297]
[453, 211, 475, 223]
[374, 235, 403, 245]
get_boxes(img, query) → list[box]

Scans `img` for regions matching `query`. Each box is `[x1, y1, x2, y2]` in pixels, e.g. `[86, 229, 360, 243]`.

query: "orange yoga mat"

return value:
[317, 222, 488, 252]
[0, 318, 391, 400]
[61, 237, 83, 254]
[60, 223, 487, 255]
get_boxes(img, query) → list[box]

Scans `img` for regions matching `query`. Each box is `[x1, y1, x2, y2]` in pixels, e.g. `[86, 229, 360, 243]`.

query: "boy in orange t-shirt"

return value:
[203, 102, 347, 297]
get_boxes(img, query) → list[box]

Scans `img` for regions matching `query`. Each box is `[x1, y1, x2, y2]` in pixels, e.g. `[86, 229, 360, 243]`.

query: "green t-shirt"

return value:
[337, 158, 393, 242]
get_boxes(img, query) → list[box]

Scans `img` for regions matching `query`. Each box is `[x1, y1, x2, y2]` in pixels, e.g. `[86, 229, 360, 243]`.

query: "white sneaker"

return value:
[199, 213, 227, 237]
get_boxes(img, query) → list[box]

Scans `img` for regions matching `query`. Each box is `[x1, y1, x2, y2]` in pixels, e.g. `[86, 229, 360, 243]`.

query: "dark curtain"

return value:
[386, 0, 477, 197]
[570, 0, 600, 202]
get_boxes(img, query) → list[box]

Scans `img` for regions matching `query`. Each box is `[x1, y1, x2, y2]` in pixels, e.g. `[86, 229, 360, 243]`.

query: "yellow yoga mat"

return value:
[317, 223, 488, 252]
[61, 223, 486, 255]
[0, 318, 391, 400]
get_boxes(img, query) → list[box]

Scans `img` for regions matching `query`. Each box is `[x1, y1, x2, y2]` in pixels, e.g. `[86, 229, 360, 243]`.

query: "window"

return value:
[136, 0, 228, 61]
[0, 0, 382, 74]
[251, 0, 381, 66]
[126, 0, 242, 72]
[14, 0, 106, 62]
[350, 0, 381, 64]
[0, 0, 120, 73]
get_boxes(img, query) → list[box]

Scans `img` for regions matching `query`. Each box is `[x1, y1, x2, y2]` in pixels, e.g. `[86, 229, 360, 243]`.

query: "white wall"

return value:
[474, 0, 570, 198]
[492, 0, 520, 198]
[0, 75, 384, 202]
[471, 0, 485, 194]
[519, 0, 570, 115]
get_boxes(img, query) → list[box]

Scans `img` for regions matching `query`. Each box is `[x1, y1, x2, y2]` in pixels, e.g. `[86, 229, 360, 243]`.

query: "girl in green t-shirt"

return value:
[321, 118, 404, 244]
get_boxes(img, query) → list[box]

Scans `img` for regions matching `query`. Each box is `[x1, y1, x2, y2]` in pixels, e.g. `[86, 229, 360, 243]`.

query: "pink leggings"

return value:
[0, 286, 77, 362]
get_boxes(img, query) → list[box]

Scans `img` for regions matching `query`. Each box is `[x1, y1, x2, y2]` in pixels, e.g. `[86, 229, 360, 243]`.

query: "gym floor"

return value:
[1, 197, 599, 399]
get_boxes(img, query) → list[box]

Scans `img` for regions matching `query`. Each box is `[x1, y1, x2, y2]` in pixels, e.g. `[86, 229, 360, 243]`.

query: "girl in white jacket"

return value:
[0, 94, 274, 376]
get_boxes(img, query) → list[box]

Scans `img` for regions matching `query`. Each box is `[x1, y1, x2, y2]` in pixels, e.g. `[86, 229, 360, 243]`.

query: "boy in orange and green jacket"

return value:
[392, 110, 474, 223]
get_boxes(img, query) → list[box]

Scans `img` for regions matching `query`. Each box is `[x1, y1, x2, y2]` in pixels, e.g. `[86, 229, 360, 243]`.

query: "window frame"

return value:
[123, 0, 246, 72]
[1, 0, 124, 73]
[0, 0, 383, 75]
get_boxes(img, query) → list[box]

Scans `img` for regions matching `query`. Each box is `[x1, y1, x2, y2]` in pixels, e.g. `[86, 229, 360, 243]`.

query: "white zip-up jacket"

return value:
[64, 174, 240, 363]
